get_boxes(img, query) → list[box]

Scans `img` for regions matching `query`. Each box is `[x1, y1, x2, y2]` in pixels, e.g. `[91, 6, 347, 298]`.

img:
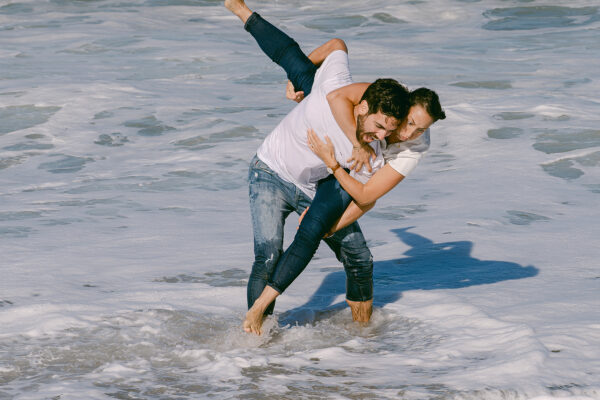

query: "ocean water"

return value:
[1, 0, 599, 399]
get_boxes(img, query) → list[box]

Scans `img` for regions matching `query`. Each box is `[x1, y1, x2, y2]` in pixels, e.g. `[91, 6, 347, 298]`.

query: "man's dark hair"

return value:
[409, 88, 446, 121]
[360, 78, 410, 122]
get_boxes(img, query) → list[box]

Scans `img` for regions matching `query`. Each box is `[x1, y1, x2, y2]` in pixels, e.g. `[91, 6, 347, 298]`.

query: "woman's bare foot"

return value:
[224, 0, 253, 24]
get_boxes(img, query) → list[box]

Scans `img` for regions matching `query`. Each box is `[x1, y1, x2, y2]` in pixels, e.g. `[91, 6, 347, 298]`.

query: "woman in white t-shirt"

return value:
[305, 86, 446, 234]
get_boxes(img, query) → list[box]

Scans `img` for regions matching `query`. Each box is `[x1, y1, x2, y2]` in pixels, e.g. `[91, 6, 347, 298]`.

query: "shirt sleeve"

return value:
[313, 50, 353, 96]
[385, 129, 431, 177]
[387, 153, 422, 177]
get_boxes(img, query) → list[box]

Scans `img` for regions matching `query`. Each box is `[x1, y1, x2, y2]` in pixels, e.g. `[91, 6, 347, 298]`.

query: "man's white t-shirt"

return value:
[381, 129, 430, 177]
[257, 50, 384, 199]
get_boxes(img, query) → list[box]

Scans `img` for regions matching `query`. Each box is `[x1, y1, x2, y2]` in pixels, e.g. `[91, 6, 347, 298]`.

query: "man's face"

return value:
[394, 104, 435, 142]
[356, 111, 399, 144]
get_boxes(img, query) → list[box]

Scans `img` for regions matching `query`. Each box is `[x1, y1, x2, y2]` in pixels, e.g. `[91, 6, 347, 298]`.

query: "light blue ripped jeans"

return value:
[248, 155, 373, 315]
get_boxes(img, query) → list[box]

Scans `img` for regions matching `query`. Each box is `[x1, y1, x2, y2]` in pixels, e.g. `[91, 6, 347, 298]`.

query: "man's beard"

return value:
[355, 114, 368, 145]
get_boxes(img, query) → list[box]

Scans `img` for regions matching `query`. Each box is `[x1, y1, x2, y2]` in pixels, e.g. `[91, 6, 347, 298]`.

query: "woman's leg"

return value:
[225, 0, 317, 95]
[269, 175, 352, 293]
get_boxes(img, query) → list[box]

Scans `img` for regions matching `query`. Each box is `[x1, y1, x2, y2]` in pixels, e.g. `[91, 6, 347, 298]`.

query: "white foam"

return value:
[0, 0, 598, 398]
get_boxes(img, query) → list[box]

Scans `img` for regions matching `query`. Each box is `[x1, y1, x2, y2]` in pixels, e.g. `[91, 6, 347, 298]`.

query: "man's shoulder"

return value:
[313, 50, 352, 96]
[322, 49, 349, 66]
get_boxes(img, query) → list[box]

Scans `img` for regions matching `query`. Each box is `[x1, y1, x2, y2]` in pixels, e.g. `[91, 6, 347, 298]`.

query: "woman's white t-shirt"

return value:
[381, 129, 430, 177]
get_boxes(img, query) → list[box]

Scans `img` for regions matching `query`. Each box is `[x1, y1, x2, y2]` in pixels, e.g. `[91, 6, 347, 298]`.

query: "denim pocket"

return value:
[251, 156, 275, 175]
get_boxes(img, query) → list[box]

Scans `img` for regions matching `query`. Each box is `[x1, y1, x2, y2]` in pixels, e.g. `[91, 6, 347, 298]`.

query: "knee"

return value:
[252, 241, 282, 278]
[339, 233, 372, 266]
[343, 248, 372, 267]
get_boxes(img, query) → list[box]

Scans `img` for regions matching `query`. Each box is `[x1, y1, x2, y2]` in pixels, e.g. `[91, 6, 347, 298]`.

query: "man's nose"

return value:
[376, 130, 387, 140]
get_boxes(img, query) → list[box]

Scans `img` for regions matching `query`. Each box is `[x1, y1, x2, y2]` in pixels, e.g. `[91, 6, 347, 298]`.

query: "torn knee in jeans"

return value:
[253, 242, 282, 277]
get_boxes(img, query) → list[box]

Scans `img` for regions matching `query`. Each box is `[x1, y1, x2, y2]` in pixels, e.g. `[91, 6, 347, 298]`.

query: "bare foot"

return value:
[224, 0, 252, 23]
[243, 303, 266, 335]
[347, 299, 373, 325]
[243, 285, 280, 335]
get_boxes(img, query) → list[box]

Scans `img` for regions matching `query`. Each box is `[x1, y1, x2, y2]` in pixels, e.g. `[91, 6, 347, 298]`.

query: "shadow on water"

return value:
[281, 227, 538, 324]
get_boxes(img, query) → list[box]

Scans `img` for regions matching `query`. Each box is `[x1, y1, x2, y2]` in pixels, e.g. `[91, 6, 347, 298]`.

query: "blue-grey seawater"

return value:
[0, 1, 599, 399]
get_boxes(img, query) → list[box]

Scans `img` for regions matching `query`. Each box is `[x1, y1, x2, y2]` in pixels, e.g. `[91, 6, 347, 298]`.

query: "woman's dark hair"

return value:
[409, 88, 446, 121]
[360, 78, 410, 122]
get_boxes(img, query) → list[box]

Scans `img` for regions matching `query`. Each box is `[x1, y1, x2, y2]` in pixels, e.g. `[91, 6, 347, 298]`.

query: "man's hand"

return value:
[286, 80, 304, 103]
[347, 144, 376, 172]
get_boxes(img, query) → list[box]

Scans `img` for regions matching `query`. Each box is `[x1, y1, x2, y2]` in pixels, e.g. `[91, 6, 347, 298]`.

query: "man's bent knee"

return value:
[346, 299, 373, 323]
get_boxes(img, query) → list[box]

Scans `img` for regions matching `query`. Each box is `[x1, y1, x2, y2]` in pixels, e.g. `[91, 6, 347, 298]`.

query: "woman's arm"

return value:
[332, 164, 404, 206]
[327, 200, 375, 235]
[307, 129, 405, 206]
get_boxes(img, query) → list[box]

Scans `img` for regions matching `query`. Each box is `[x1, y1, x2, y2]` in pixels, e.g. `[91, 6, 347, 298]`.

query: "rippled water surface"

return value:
[1, 0, 599, 399]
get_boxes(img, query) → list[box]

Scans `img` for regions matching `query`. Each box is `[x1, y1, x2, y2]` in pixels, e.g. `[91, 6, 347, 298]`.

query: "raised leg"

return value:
[224, 0, 252, 24]
[225, 2, 317, 95]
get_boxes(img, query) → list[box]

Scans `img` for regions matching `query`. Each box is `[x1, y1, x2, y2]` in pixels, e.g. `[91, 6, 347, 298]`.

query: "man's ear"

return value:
[357, 100, 369, 116]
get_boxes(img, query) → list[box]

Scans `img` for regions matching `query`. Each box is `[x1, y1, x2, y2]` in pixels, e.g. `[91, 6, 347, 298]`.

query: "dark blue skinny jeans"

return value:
[244, 12, 317, 95]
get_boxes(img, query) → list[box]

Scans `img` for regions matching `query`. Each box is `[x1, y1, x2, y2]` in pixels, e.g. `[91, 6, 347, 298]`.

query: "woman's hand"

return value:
[348, 144, 375, 173]
[307, 128, 337, 168]
[286, 80, 304, 103]
[299, 206, 335, 238]
[298, 207, 308, 226]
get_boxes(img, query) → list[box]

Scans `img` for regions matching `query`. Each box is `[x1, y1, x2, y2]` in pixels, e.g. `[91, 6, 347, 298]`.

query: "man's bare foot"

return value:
[224, 0, 253, 23]
[243, 302, 266, 335]
[243, 286, 280, 335]
[347, 299, 373, 325]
